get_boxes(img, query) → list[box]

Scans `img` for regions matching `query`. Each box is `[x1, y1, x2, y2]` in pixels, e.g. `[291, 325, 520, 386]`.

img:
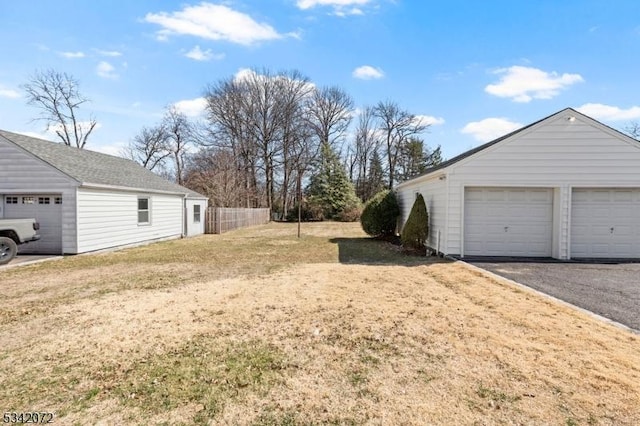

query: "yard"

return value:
[1, 222, 639, 425]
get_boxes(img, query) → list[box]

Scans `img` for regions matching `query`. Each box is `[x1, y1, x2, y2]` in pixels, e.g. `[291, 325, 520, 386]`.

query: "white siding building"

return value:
[0, 130, 208, 254]
[396, 108, 640, 260]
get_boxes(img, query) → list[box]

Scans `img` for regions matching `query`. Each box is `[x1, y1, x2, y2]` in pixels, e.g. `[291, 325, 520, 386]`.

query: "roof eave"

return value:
[80, 182, 190, 197]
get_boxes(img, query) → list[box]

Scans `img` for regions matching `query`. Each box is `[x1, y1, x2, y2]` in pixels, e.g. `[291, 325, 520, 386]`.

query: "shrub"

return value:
[360, 189, 400, 237]
[285, 201, 325, 222]
[336, 201, 363, 222]
[401, 193, 429, 253]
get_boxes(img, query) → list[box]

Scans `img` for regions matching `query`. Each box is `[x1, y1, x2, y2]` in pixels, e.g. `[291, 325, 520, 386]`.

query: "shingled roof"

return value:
[0, 130, 206, 198]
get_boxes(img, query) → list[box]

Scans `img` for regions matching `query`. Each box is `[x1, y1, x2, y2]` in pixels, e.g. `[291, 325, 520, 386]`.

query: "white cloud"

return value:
[414, 115, 445, 126]
[92, 141, 127, 157]
[173, 97, 207, 117]
[296, 0, 371, 15]
[16, 122, 102, 142]
[96, 61, 118, 79]
[95, 49, 123, 57]
[184, 45, 225, 61]
[0, 86, 20, 99]
[485, 65, 584, 103]
[232, 68, 316, 94]
[234, 68, 256, 82]
[352, 65, 384, 80]
[576, 103, 640, 121]
[461, 118, 523, 142]
[59, 51, 85, 59]
[144, 3, 285, 46]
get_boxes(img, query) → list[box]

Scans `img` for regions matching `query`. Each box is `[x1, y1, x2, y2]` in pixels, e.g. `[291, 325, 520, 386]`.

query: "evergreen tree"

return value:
[363, 149, 385, 201]
[401, 193, 429, 253]
[426, 145, 443, 168]
[397, 138, 443, 181]
[307, 142, 360, 219]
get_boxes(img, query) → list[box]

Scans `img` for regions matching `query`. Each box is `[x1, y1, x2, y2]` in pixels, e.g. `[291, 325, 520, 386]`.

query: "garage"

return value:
[571, 188, 640, 258]
[464, 187, 553, 257]
[3, 194, 63, 254]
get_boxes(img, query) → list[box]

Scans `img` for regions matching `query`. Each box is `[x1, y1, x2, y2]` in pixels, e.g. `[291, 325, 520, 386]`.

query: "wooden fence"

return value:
[205, 207, 270, 234]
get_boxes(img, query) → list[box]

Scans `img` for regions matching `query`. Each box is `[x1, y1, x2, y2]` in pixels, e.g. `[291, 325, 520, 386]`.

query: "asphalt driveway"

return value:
[468, 260, 640, 332]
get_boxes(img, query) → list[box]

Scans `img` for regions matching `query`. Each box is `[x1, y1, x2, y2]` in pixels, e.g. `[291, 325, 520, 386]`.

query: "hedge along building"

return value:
[395, 108, 640, 259]
[0, 130, 208, 255]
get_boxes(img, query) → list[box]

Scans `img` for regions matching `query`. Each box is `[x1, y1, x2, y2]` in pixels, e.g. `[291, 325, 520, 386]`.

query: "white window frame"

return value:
[194, 204, 201, 223]
[137, 197, 151, 225]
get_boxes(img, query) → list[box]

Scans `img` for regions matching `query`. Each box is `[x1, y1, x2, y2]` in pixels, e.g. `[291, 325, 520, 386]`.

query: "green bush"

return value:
[360, 189, 400, 237]
[401, 193, 429, 252]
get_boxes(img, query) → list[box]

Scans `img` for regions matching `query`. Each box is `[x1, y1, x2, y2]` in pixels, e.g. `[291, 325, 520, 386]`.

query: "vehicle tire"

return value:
[0, 236, 18, 265]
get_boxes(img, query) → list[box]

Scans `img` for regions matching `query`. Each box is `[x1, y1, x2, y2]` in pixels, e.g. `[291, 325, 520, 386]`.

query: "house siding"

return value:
[396, 174, 447, 253]
[76, 188, 183, 253]
[445, 112, 640, 258]
[0, 137, 78, 253]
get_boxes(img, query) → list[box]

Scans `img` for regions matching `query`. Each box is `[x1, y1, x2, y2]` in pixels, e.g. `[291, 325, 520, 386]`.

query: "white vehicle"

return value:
[0, 219, 40, 265]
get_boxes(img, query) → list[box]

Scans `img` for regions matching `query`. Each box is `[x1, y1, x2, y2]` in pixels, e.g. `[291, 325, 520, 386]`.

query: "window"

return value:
[137, 197, 150, 224]
[38, 197, 51, 205]
[22, 196, 35, 204]
[5, 196, 18, 204]
[55, 197, 63, 205]
[194, 204, 201, 223]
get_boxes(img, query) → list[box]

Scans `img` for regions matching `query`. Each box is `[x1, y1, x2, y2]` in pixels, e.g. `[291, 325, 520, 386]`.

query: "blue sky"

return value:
[1, 0, 639, 160]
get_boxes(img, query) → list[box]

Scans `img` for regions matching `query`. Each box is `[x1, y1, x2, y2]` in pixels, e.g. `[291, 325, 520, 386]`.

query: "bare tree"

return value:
[183, 148, 242, 207]
[204, 76, 259, 207]
[275, 70, 314, 218]
[625, 122, 640, 140]
[122, 124, 171, 171]
[306, 86, 354, 148]
[22, 69, 97, 148]
[373, 100, 429, 189]
[352, 106, 380, 200]
[164, 107, 194, 185]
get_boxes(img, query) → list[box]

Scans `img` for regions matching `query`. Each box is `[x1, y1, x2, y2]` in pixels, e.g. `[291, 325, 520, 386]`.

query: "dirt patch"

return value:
[1, 222, 638, 425]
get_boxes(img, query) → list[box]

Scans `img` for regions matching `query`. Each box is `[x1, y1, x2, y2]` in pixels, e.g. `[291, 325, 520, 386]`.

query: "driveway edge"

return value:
[1, 256, 64, 271]
[450, 257, 640, 336]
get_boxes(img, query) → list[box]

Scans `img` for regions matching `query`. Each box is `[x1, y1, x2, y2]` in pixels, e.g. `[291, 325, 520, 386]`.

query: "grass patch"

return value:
[1, 222, 639, 424]
[114, 337, 287, 423]
[329, 237, 437, 265]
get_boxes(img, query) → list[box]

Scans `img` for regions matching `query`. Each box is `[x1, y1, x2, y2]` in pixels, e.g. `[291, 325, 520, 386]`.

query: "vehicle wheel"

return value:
[0, 237, 18, 265]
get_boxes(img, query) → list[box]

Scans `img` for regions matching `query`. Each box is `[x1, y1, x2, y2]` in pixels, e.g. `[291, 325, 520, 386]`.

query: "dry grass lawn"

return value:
[1, 222, 639, 425]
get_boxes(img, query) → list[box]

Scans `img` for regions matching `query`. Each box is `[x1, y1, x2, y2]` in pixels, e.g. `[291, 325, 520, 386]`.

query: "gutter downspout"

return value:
[181, 195, 187, 238]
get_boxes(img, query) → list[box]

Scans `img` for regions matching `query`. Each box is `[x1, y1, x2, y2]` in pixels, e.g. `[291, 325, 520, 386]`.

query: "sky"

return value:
[0, 0, 639, 161]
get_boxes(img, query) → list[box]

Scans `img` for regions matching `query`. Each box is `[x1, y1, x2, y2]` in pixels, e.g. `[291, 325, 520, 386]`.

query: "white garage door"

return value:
[3, 194, 63, 254]
[571, 189, 640, 258]
[464, 187, 553, 257]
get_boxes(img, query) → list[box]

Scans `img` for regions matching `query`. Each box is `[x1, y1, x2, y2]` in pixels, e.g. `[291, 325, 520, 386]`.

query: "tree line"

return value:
[22, 68, 445, 215]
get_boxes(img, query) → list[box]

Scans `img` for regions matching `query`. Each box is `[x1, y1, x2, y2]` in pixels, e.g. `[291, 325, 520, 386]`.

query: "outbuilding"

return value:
[396, 108, 640, 259]
[0, 130, 208, 254]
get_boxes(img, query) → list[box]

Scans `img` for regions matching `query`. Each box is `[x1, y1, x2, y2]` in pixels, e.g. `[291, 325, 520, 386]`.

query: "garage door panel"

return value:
[464, 187, 553, 257]
[486, 190, 507, 202]
[613, 191, 634, 202]
[527, 190, 553, 202]
[571, 188, 640, 258]
[3, 194, 62, 254]
[506, 190, 527, 202]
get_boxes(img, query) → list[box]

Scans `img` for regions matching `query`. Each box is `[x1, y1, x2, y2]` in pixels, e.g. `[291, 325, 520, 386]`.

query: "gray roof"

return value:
[0, 130, 206, 198]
